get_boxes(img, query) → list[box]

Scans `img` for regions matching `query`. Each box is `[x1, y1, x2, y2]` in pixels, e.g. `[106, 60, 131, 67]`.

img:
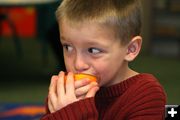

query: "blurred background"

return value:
[0, 0, 180, 119]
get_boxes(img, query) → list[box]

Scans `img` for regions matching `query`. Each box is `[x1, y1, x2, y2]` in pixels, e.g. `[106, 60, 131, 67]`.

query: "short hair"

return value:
[56, 0, 142, 45]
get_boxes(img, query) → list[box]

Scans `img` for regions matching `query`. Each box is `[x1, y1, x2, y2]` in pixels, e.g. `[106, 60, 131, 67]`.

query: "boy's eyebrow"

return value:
[60, 36, 109, 48]
[60, 35, 66, 41]
[84, 40, 109, 48]
[60, 36, 70, 43]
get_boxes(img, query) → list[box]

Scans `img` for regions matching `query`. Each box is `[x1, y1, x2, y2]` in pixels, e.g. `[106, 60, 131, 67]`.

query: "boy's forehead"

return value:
[60, 19, 101, 30]
[59, 19, 124, 46]
[60, 20, 116, 37]
[60, 21, 120, 46]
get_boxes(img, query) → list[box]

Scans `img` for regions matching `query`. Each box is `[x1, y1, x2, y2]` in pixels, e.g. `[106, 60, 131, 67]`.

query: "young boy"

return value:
[41, 0, 166, 119]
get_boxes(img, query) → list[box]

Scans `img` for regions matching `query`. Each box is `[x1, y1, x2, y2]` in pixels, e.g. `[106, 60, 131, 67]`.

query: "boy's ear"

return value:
[124, 36, 142, 62]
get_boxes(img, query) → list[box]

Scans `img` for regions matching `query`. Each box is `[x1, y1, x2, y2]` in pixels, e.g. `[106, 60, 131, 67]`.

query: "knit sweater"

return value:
[41, 73, 166, 120]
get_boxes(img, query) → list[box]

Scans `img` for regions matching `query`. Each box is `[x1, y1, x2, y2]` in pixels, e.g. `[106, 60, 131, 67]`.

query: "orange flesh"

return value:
[65, 73, 97, 82]
[74, 73, 97, 82]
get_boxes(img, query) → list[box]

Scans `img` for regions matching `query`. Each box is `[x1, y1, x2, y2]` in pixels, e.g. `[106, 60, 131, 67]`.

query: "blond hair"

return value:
[56, 0, 142, 45]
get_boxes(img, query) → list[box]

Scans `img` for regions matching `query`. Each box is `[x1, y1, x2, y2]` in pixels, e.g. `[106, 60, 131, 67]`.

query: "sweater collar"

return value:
[96, 73, 153, 98]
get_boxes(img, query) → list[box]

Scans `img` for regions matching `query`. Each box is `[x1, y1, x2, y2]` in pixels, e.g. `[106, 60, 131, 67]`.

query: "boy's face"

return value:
[60, 21, 129, 86]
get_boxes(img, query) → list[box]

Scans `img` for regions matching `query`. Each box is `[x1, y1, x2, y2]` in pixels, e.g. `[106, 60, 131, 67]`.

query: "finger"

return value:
[77, 95, 85, 100]
[85, 86, 99, 98]
[74, 78, 91, 89]
[48, 91, 58, 112]
[66, 72, 75, 95]
[48, 97, 55, 113]
[57, 71, 65, 96]
[49, 75, 58, 94]
[75, 82, 98, 97]
[48, 76, 58, 106]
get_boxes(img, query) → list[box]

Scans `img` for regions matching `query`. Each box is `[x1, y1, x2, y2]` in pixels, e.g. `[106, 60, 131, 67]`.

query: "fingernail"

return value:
[91, 82, 98, 86]
[59, 71, 64, 75]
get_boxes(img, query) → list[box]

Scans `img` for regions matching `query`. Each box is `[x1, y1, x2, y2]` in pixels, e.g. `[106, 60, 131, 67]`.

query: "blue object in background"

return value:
[0, 103, 45, 120]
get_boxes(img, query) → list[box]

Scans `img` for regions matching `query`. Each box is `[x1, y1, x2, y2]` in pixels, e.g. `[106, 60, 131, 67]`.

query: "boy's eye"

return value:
[88, 48, 101, 54]
[63, 44, 73, 52]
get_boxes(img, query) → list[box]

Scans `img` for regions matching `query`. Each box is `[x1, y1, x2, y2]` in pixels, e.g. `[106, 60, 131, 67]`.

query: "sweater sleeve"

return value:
[40, 97, 98, 120]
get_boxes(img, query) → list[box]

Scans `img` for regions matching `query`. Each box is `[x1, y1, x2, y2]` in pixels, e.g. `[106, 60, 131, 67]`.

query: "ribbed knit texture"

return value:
[41, 73, 166, 120]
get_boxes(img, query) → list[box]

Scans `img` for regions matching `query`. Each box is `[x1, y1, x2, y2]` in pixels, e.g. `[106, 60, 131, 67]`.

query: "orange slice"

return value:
[74, 73, 97, 82]
[65, 73, 97, 82]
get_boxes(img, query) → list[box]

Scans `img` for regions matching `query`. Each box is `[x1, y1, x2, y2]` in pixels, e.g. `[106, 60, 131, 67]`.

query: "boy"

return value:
[41, 0, 166, 119]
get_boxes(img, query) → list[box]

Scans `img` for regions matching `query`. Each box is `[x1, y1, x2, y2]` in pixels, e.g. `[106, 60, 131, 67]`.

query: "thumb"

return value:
[85, 86, 99, 98]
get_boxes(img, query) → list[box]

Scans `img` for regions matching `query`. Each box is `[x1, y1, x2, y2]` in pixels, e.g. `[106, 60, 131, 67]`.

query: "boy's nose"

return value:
[74, 55, 89, 73]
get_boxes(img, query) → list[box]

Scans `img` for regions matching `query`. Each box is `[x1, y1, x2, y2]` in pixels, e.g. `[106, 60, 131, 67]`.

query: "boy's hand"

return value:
[48, 71, 99, 113]
[75, 80, 99, 100]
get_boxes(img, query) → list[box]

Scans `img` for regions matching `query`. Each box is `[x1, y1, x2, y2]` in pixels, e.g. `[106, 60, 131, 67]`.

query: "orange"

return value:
[65, 73, 97, 82]
[74, 73, 97, 82]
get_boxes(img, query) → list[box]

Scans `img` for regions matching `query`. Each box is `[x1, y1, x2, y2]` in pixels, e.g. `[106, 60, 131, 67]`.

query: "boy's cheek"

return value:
[65, 67, 72, 73]
[96, 68, 114, 86]
[64, 61, 74, 72]
[93, 73, 104, 86]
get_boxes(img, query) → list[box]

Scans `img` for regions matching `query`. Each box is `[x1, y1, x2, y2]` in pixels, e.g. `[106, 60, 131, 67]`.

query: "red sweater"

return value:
[41, 73, 166, 120]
